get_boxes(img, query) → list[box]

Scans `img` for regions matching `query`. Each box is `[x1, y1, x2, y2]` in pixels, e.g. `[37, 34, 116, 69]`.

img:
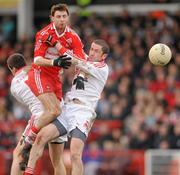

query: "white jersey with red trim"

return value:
[10, 69, 43, 118]
[65, 60, 109, 109]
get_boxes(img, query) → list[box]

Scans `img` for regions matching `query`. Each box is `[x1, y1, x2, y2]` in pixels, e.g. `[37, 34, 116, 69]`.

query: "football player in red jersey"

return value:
[13, 3, 86, 175]
[25, 4, 86, 144]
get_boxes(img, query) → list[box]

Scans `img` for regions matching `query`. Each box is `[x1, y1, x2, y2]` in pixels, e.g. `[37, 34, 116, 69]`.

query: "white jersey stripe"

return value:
[34, 69, 43, 94]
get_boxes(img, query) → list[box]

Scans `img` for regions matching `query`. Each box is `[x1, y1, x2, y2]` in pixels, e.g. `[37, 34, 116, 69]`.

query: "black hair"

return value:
[93, 39, 110, 54]
[7, 53, 26, 70]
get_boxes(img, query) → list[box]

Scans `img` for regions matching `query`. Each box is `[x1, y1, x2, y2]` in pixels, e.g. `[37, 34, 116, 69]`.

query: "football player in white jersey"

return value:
[23, 39, 109, 175]
[7, 54, 68, 175]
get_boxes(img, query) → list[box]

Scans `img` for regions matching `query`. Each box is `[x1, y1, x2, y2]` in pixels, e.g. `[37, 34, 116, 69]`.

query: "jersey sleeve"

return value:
[34, 32, 48, 58]
[71, 34, 86, 59]
[76, 61, 108, 81]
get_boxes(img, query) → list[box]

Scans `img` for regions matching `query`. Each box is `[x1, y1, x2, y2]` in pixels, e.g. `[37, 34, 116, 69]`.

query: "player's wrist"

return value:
[78, 73, 85, 78]
[52, 58, 60, 66]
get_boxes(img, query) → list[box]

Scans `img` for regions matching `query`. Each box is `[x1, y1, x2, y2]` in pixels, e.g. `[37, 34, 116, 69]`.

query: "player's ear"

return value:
[7, 64, 12, 71]
[102, 54, 107, 60]
[8, 66, 16, 75]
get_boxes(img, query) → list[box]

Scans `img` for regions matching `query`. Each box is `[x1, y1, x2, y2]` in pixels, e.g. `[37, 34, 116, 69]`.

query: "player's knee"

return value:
[35, 131, 48, 146]
[71, 152, 81, 163]
[52, 157, 63, 168]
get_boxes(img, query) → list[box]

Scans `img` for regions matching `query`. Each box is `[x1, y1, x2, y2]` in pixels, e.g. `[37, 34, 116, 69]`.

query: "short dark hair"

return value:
[51, 3, 69, 16]
[93, 39, 110, 54]
[7, 53, 26, 70]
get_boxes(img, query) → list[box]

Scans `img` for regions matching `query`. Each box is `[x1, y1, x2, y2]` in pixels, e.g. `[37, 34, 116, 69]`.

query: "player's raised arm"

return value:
[34, 55, 72, 69]
[33, 33, 72, 68]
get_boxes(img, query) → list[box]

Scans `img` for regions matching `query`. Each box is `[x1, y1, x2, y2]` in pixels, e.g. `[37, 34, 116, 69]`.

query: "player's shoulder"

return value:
[11, 75, 19, 86]
[36, 23, 53, 36]
[17, 68, 27, 77]
[90, 61, 107, 69]
[66, 26, 79, 37]
[100, 63, 109, 79]
[95, 62, 109, 75]
[100, 63, 109, 74]
[11, 75, 16, 84]
[66, 26, 76, 34]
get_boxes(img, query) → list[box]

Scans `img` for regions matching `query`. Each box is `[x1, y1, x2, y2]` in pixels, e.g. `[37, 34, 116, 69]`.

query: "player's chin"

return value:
[59, 23, 66, 29]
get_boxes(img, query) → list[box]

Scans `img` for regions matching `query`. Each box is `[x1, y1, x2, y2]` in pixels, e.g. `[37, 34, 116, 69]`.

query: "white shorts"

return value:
[57, 103, 96, 138]
[22, 116, 67, 143]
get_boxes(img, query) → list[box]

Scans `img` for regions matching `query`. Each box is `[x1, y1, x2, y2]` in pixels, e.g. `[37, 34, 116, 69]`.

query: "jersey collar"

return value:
[14, 66, 26, 76]
[52, 22, 68, 38]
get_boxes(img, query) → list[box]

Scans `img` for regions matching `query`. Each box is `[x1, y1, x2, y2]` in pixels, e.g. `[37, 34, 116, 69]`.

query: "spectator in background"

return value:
[170, 119, 180, 149]
[0, 97, 16, 150]
[0, 67, 9, 97]
[1, 16, 15, 41]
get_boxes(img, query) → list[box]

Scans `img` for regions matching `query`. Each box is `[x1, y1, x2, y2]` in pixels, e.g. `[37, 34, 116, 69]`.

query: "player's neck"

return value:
[56, 26, 66, 35]
[57, 29, 64, 35]
[53, 22, 67, 36]
[14, 67, 25, 76]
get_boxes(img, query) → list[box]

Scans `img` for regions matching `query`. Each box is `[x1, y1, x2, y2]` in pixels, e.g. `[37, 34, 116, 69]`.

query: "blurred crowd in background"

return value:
[0, 10, 180, 152]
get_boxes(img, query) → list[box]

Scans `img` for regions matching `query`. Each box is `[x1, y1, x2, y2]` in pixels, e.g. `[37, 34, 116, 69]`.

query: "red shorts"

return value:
[25, 68, 62, 100]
